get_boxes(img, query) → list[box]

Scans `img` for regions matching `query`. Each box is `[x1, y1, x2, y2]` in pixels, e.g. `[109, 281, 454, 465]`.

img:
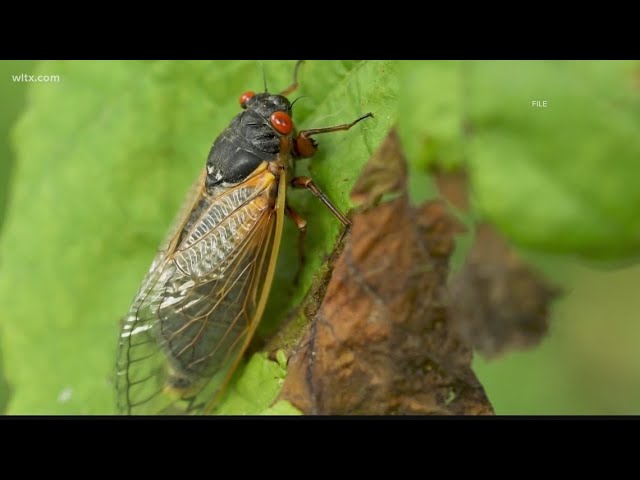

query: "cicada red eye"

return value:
[270, 111, 293, 135]
[239, 91, 255, 109]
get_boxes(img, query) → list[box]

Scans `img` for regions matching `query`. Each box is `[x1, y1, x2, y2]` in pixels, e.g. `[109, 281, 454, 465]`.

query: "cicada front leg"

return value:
[293, 112, 374, 159]
[285, 203, 308, 285]
[291, 112, 374, 226]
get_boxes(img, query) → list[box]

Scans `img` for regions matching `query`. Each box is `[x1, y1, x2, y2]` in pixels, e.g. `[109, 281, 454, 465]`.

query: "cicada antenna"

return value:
[259, 61, 268, 92]
[280, 60, 304, 96]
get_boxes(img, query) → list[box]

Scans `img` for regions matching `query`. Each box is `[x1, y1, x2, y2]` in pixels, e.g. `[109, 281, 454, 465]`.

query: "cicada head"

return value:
[206, 93, 296, 187]
[241, 92, 291, 118]
[239, 92, 295, 148]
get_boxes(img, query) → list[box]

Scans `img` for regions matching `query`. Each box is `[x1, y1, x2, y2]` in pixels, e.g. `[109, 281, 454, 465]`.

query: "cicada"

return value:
[115, 61, 372, 414]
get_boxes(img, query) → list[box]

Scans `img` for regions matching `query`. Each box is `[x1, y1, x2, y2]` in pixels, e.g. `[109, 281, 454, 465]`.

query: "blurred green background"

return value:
[1, 60, 639, 414]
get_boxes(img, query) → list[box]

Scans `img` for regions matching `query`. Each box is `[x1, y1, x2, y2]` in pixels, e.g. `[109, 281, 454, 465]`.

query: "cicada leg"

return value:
[293, 113, 374, 159]
[290, 112, 374, 227]
[290, 176, 351, 227]
[285, 204, 308, 284]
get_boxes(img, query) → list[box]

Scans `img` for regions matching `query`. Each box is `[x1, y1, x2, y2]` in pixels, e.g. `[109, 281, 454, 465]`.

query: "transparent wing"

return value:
[116, 165, 285, 414]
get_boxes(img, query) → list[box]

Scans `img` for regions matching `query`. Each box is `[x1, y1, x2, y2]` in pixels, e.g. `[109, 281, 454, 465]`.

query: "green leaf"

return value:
[261, 60, 399, 335]
[0, 60, 398, 414]
[262, 400, 301, 415]
[399, 60, 640, 261]
[212, 353, 290, 415]
[0, 334, 10, 413]
[397, 60, 466, 172]
[0, 60, 36, 413]
[0, 60, 36, 233]
[468, 60, 640, 260]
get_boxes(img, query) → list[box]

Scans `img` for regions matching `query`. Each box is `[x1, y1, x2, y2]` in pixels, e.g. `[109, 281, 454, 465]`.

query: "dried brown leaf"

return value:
[449, 223, 561, 358]
[350, 128, 407, 207]
[432, 167, 470, 212]
[280, 138, 492, 414]
[431, 168, 560, 358]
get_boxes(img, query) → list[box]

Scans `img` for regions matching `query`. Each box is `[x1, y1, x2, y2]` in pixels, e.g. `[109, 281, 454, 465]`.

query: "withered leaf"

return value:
[431, 169, 561, 359]
[350, 128, 407, 207]
[432, 167, 470, 212]
[280, 192, 492, 414]
[449, 223, 561, 358]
